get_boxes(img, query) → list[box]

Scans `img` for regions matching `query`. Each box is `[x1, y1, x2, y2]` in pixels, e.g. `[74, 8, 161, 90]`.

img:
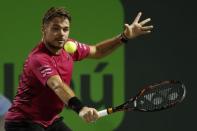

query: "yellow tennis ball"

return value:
[64, 41, 77, 53]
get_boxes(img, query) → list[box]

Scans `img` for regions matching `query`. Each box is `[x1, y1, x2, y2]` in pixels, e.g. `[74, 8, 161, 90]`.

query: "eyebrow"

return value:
[51, 24, 69, 28]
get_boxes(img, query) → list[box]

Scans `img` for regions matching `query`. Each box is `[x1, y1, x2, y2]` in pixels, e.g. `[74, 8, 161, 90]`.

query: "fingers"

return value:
[92, 108, 99, 119]
[139, 17, 153, 35]
[124, 24, 130, 36]
[133, 12, 152, 27]
[83, 110, 93, 123]
[139, 18, 151, 26]
[133, 12, 142, 24]
[79, 107, 99, 123]
[123, 12, 153, 39]
[84, 109, 98, 123]
[141, 25, 154, 31]
[142, 30, 152, 34]
[140, 24, 153, 35]
[124, 24, 130, 30]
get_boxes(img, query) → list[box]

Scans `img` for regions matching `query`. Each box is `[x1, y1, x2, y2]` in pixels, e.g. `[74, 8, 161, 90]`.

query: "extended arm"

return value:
[88, 12, 153, 59]
[47, 75, 75, 104]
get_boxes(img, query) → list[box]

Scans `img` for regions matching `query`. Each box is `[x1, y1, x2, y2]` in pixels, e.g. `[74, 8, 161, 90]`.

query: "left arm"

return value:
[88, 12, 153, 59]
[88, 34, 123, 59]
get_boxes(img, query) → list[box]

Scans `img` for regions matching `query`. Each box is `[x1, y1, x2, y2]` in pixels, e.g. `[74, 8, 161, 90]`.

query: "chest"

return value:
[51, 53, 73, 84]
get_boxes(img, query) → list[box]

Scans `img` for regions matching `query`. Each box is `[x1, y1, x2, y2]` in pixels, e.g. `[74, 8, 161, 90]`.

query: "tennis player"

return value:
[4, 7, 153, 131]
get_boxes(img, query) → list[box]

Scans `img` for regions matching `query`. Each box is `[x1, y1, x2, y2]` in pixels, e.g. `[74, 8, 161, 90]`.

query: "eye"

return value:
[63, 27, 69, 32]
[51, 27, 59, 32]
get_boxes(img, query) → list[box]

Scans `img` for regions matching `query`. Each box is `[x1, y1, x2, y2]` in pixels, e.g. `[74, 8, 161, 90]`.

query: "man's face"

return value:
[42, 17, 70, 49]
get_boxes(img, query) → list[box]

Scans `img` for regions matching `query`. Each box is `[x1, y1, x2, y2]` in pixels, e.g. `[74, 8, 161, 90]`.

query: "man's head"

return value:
[42, 7, 71, 51]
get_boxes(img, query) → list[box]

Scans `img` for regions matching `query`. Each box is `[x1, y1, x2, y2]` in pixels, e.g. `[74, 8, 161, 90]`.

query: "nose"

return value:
[59, 29, 65, 36]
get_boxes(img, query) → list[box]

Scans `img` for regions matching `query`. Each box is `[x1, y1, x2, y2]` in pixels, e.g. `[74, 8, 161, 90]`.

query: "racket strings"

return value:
[136, 83, 185, 111]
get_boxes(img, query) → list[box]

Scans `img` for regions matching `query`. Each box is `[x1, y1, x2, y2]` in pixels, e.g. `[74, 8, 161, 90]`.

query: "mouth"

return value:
[57, 40, 65, 43]
[56, 39, 65, 44]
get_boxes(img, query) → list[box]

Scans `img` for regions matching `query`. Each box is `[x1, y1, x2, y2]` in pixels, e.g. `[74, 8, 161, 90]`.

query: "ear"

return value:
[41, 25, 44, 33]
[41, 25, 46, 36]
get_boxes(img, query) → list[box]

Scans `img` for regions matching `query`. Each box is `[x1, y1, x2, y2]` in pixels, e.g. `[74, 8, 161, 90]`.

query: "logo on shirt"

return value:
[38, 65, 53, 77]
[77, 43, 87, 50]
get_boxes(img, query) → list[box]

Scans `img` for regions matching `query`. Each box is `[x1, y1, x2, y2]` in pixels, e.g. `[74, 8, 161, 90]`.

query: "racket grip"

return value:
[98, 109, 108, 118]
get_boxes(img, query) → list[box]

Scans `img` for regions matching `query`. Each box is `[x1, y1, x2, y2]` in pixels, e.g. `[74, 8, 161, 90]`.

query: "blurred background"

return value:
[0, 0, 196, 131]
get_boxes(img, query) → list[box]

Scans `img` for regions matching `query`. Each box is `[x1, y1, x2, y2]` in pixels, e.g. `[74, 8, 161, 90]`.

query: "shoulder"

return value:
[67, 38, 90, 61]
[29, 43, 51, 62]
[27, 50, 53, 69]
[29, 52, 50, 62]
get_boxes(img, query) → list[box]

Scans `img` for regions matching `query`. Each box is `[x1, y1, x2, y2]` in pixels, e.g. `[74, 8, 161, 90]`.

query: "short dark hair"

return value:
[42, 7, 71, 25]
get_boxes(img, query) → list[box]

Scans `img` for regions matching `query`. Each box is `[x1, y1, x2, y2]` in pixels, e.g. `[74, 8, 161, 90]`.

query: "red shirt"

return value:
[5, 39, 90, 127]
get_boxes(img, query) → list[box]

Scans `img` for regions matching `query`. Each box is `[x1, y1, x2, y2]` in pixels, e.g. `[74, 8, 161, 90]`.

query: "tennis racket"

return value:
[98, 80, 186, 118]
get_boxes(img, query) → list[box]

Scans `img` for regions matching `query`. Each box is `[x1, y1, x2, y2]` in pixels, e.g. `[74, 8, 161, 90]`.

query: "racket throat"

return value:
[126, 100, 137, 111]
[107, 108, 113, 114]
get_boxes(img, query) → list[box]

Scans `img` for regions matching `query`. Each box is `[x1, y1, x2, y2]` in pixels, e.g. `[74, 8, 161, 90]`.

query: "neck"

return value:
[43, 40, 62, 55]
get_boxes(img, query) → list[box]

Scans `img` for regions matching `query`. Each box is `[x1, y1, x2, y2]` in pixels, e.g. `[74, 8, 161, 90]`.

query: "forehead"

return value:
[47, 17, 70, 27]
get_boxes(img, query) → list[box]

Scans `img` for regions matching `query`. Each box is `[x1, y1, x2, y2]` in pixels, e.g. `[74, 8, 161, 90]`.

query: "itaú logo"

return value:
[80, 62, 113, 109]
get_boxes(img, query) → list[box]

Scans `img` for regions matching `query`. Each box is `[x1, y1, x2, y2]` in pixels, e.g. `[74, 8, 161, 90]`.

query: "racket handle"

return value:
[98, 109, 108, 118]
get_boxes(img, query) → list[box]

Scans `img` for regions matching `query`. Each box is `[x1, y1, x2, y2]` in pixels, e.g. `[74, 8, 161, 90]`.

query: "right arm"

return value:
[47, 75, 75, 104]
[47, 75, 99, 123]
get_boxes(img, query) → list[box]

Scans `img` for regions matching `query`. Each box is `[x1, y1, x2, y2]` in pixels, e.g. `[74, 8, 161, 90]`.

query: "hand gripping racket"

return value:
[98, 80, 186, 118]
